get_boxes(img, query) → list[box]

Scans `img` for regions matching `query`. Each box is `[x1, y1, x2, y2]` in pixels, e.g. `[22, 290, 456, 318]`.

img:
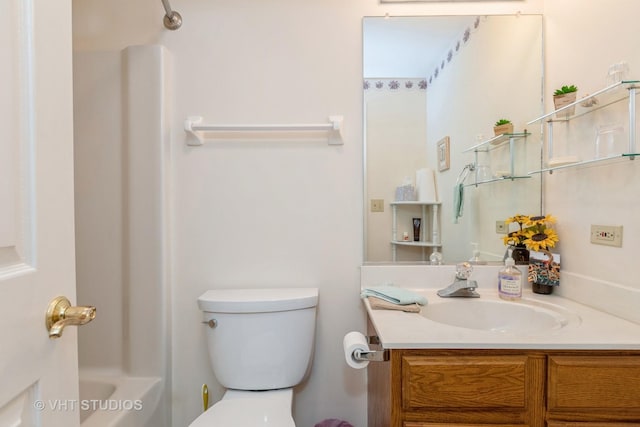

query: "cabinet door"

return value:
[398, 352, 545, 426]
[547, 356, 640, 421]
[402, 355, 529, 410]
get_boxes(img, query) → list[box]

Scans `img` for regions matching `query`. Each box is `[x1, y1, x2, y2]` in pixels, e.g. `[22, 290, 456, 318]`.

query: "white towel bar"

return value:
[184, 115, 344, 146]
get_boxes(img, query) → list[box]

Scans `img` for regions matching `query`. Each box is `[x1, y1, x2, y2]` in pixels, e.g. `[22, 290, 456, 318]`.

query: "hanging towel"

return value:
[453, 183, 464, 224]
[361, 285, 427, 305]
[453, 163, 473, 224]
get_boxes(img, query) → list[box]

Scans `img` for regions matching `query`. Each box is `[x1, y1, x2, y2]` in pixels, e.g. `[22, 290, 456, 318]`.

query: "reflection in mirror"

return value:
[363, 15, 543, 264]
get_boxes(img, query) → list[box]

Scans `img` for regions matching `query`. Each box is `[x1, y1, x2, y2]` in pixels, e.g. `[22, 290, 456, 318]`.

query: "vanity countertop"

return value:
[365, 288, 640, 350]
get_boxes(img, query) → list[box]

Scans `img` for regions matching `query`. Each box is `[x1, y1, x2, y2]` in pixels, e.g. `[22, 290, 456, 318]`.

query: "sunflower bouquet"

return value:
[503, 214, 561, 293]
[502, 214, 559, 251]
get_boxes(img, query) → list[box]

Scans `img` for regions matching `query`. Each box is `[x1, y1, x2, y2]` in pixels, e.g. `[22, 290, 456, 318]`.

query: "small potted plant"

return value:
[553, 85, 578, 116]
[493, 119, 514, 136]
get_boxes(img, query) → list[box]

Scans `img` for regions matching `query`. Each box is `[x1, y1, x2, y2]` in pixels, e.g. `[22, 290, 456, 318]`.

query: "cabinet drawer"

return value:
[402, 355, 528, 410]
[548, 356, 640, 412]
[405, 424, 526, 427]
[547, 423, 636, 427]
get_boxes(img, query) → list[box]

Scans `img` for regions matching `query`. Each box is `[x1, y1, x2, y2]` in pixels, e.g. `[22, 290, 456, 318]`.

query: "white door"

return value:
[0, 0, 85, 425]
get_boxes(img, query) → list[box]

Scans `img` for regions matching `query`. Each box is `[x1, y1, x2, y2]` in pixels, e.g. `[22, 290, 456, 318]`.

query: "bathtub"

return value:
[79, 371, 162, 427]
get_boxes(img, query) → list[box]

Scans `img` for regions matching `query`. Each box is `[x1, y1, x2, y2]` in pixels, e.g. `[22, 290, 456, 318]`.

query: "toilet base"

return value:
[224, 388, 293, 405]
[188, 388, 295, 427]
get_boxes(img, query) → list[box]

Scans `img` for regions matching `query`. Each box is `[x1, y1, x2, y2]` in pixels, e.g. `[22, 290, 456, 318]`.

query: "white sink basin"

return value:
[421, 297, 580, 335]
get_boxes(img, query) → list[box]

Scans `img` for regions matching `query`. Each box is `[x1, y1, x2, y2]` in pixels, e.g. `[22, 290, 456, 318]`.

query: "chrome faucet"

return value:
[437, 262, 480, 298]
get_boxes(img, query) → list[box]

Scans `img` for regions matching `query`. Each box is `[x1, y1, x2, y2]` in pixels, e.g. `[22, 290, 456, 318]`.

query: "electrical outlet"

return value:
[590, 224, 623, 247]
[496, 220, 507, 234]
[371, 199, 384, 213]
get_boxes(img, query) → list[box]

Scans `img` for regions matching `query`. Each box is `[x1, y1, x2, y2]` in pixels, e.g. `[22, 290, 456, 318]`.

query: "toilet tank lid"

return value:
[198, 288, 318, 313]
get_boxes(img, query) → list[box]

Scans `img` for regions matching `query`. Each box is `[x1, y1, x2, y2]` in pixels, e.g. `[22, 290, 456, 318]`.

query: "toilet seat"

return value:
[188, 397, 295, 427]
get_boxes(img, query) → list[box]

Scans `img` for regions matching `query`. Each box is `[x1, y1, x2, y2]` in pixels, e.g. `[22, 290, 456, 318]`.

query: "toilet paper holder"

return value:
[353, 335, 389, 362]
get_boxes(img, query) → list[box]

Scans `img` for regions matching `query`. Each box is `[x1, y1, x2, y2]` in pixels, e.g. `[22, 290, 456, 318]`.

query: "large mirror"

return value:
[364, 15, 544, 264]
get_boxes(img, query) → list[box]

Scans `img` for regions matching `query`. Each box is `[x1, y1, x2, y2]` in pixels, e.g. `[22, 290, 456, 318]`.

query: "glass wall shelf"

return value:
[462, 132, 530, 153]
[527, 80, 639, 174]
[463, 132, 530, 184]
[464, 175, 531, 187]
[527, 80, 640, 124]
[529, 153, 639, 175]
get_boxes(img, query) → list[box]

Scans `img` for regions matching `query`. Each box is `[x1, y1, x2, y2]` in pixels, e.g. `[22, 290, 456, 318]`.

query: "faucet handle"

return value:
[455, 262, 473, 280]
[46, 296, 96, 339]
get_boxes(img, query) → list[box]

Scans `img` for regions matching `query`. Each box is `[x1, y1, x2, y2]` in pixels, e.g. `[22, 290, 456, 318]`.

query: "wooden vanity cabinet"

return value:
[367, 349, 640, 427]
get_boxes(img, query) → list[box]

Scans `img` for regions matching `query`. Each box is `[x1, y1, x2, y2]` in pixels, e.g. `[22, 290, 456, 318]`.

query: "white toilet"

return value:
[190, 288, 319, 427]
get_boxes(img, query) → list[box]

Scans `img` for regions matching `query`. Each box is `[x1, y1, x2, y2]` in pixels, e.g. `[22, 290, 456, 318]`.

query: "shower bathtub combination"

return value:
[79, 371, 162, 426]
[74, 44, 171, 427]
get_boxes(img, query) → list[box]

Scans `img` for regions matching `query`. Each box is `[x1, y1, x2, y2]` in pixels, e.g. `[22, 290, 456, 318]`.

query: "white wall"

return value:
[542, 0, 640, 317]
[72, 1, 545, 426]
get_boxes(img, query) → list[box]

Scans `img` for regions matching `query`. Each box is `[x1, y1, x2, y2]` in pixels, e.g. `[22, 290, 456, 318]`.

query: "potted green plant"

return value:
[493, 119, 514, 136]
[553, 85, 578, 116]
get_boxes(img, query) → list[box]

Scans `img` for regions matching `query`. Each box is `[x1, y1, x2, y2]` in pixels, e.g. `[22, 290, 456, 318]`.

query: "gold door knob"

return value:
[46, 296, 96, 339]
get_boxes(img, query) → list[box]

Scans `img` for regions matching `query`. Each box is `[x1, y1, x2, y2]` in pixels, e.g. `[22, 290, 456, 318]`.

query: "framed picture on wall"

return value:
[437, 136, 450, 172]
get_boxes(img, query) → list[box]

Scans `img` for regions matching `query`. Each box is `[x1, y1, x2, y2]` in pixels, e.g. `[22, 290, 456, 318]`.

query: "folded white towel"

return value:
[367, 296, 422, 313]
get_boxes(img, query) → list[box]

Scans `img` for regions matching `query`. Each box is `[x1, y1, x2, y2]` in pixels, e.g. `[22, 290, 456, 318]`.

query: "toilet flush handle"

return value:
[202, 319, 217, 328]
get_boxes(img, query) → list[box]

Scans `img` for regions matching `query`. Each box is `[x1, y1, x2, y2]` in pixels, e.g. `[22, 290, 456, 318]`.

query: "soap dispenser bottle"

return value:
[498, 257, 522, 300]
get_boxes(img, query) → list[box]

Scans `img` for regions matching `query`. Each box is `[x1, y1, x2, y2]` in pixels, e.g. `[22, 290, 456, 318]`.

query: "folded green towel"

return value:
[361, 285, 427, 306]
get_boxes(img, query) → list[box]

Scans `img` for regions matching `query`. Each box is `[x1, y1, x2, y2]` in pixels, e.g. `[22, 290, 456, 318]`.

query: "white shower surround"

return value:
[73, 45, 171, 427]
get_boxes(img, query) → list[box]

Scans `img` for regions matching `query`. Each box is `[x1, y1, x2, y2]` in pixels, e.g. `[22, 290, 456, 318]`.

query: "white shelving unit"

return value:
[527, 80, 640, 174]
[462, 132, 532, 186]
[389, 201, 441, 262]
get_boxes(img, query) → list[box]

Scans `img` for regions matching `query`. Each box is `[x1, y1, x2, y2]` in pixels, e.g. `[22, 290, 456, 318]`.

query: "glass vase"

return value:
[511, 245, 529, 264]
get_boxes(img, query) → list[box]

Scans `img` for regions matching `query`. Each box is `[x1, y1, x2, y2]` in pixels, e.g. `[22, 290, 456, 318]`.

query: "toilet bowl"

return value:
[189, 288, 318, 426]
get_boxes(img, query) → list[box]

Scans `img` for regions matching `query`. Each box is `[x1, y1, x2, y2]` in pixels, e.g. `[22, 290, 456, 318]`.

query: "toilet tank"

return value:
[197, 288, 318, 391]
